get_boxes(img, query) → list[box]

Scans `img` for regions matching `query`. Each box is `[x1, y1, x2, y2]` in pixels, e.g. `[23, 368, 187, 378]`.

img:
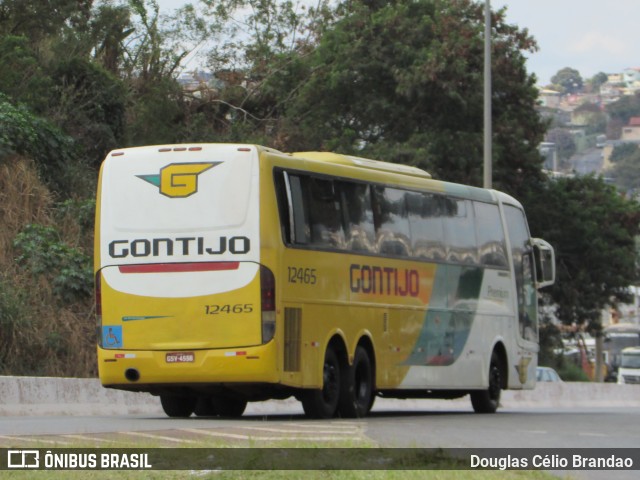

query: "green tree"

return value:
[0, 93, 80, 193]
[609, 143, 639, 163]
[550, 67, 583, 94]
[0, 35, 53, 112]
[605, 145, 640, 193]
[0, 0, 92, 45]
[89, 3, 136, 75]
[525, 176, 640, 330]
[173, 0, 334, 142]
[545, 128, 576, 164]
[280, 0, 546, 196]
[587, 72, 608, 93]
[49, 58, 127, 167]
[573, 102, 607, 135]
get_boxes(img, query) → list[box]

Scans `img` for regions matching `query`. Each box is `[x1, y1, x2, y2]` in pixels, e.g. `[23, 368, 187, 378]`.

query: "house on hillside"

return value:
[623, 68, 640, 94]
[538, 88, 561, 108]
[623, 68, 640, 87]
[608, 73, 624, 84]
[177, 70, 216, 91]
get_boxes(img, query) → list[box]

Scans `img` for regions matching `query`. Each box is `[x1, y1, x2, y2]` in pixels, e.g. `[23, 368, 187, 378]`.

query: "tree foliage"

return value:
[550, 67, 583, 94]
[0, 93, 80, 193]
[280, 0, 546, 196]
[525, 176, 640, 329]
[587, 72, 608, 93]
[545, 128, 576, 163]
[605, 144, 640, 193]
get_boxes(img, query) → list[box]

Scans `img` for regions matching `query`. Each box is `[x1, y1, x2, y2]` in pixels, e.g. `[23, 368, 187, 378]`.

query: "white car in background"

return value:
[536, 366, 563, 382]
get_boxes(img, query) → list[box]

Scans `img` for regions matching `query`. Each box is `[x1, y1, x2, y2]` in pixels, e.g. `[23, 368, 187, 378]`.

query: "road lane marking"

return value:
[235, 426, 362, 435]
[121, 431, 200, 444]
[178, 428, 353, 442]
[62, 434, 119, 443]
[0, 434, 73, 445]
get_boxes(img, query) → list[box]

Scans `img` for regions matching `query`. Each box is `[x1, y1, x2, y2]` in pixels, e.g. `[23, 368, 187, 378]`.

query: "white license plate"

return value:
[165, 352, 195, 363]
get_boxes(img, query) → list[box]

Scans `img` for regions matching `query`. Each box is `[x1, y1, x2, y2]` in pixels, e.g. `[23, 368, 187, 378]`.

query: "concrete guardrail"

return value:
[1, 376, 638, 417]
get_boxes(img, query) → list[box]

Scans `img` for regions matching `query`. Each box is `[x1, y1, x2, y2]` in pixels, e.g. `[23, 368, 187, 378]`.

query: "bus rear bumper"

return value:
[97, 342, 279, 390]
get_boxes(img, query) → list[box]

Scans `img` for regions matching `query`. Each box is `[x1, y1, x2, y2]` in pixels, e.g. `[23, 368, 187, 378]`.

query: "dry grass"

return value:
[0, 155, 53, 259]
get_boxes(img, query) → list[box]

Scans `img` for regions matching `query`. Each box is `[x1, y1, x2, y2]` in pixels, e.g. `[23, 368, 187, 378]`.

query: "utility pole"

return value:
[483, 0, 492, 189]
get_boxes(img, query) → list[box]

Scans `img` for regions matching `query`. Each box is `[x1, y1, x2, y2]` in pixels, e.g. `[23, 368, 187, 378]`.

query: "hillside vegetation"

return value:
[0, 156, 95, 375]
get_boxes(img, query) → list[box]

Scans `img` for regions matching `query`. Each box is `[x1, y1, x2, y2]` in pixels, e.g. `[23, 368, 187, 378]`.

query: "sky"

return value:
[493, 0, 639, 84]
[155, 0, 639, 85]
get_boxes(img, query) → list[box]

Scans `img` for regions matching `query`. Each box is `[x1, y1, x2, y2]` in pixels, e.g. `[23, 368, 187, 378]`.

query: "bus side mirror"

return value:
[532, 238, 555, 289]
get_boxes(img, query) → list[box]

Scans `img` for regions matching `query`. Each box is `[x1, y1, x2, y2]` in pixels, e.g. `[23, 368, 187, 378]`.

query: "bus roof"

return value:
[286, 151, 520, 206]
[622, 346, 640, 354]
[290, 151, 432, 179]
[605, 323, 640, 333]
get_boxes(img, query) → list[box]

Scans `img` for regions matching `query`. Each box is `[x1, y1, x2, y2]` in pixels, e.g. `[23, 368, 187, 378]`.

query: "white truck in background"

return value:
[617, 346, 640, 385]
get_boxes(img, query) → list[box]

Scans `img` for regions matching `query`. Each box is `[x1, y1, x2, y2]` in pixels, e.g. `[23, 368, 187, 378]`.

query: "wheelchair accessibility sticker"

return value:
[102, 326, 123, 348]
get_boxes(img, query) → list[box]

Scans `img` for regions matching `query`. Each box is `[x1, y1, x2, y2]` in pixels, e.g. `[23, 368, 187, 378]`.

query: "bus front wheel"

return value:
[338, 346, 374, 418]
[160, 394, 197, 418]
[301, 347, 341, 419]
[470, 352, 503, 414]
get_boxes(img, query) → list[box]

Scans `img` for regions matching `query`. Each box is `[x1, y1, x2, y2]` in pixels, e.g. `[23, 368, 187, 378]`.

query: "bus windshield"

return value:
[621, 352, 640, 369]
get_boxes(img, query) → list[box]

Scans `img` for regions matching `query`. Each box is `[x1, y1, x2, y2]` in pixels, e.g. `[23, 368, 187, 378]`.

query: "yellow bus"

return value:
[95, 144, 555, 418]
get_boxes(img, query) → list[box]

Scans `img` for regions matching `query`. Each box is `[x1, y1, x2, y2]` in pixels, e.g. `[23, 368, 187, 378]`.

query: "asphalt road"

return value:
[1, 402, 638, 479]
[2, 401, 639, 447]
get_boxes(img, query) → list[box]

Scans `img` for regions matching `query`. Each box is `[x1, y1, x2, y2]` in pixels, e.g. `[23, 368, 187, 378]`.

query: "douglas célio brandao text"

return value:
[470, 453, 634, 470]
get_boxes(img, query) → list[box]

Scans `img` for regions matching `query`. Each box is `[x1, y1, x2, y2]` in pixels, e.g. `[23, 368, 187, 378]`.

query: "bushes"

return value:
[14, 223, 93, 304]
[0, 93, 80, 194]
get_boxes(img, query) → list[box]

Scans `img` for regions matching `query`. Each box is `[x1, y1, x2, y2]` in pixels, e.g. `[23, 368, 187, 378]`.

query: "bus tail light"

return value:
[95, 271, 103, 347]
[260, 265, 276, 343]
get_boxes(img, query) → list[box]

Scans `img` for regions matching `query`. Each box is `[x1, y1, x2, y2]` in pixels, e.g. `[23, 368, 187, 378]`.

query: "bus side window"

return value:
[305, 176, 346, 250]
[443, 198, 478, 264]
[288, 174, 311, 245]
[407, 192, 446, 261]
[275, 170, 309, 245]
[338, 181, 375, 253]
[372, 186, 411, 257]
[474, 201, 508, 268]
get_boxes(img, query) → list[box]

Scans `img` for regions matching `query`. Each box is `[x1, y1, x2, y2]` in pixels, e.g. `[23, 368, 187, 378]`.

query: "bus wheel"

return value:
[213, 396, 248, 418]
[470, 352, 503, 414]
[301, 347, 341, 419]
[338, 346, 373, 418]
[160, 394, 197, 418]
[194, 397, 218, 417]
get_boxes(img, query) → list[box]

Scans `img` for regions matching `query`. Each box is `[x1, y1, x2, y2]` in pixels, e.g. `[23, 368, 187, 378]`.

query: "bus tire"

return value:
[194, 397, 218, 417]
[160, 394, 196, 418]
[470, 352, 503, 414]
[301, 347, 341, 419]
[338, 346, 373, 418]
[213, 396, 248, 418]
